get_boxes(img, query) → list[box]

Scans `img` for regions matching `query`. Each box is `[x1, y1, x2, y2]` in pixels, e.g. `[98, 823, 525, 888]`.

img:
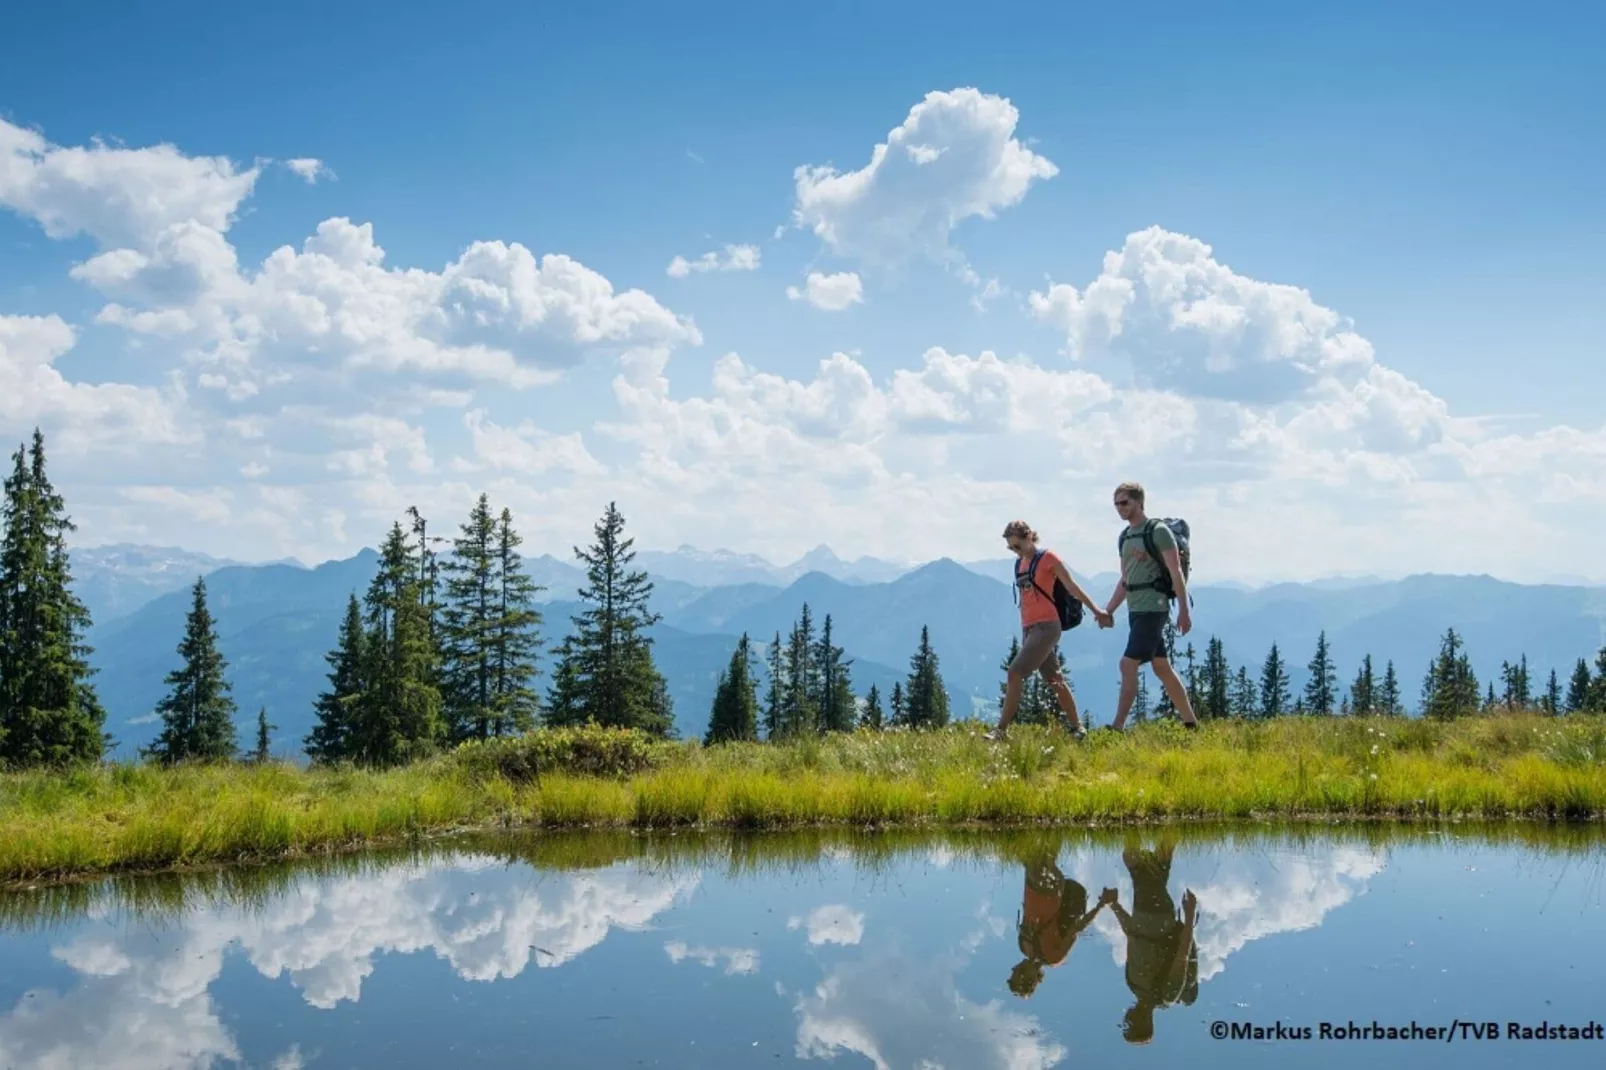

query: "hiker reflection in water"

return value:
[1104, 839, 1200, 1044]
[1008, 849, 1114, 998]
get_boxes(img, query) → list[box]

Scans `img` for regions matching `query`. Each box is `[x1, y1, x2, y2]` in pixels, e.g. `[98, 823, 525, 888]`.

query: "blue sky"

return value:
[1, 0, 1602, 582]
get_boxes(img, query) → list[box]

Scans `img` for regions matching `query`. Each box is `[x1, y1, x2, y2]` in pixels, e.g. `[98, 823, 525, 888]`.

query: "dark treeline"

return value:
[5, 426, 1606, 771]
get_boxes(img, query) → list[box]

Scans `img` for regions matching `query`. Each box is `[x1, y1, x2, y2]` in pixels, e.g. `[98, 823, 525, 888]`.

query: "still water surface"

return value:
[1, 825, 1603, 1068]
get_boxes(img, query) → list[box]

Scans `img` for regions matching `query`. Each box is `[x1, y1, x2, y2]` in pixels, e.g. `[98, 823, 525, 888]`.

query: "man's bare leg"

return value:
[1151, 657, 1200, 727]
[1109, 657, 1140, 730]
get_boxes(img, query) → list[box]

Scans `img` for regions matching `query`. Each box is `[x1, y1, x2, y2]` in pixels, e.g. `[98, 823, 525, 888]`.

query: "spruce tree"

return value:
[901, 626, 950, 728]
[1424, 628, 1478, 719]
[1544, 669, 1562, 716]
[1133, 672, 1152, 723]
[1565, 658, 1591, 714]
[439, 493, 498, 741]
[763, 632, 784, 739]
[490, 507, 542, 734]
[440, 497, 542, 740]
[1349, 654, 1376, 717]
[306, 593, 365, 763]
[705, 634, 759, 745]
[780, 604, 819, 737]
[861, 684, 884, 730]
[145, 577, 238, 764]
[1259, 643, 1292, 718]
[1380, 660, 1403, 715]
[889, 681, 905, 726]
[352, 521, 445, 764]
[815, 614, 855, 733]
[550, 502, 670, 735]
[253, 707, 274, 763]
[1303, 631, 1337, 715]
[0, 430, 106, 766]
[543, 638, 584, 724]
[1591, 648, 1606, 713]
[1200, 637, 1230, 720]
[1230, 666, 1255, 719]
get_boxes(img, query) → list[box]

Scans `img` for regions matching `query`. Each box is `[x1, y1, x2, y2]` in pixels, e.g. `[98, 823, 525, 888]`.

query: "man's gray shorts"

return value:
[1010, 621, 1065, 682]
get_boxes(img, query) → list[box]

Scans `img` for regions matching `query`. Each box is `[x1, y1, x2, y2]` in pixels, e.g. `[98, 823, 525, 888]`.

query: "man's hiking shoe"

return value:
[1183, 720, 1199, 731]
[1066, 724, 1087, 741]
[983, 728, 1005, 742]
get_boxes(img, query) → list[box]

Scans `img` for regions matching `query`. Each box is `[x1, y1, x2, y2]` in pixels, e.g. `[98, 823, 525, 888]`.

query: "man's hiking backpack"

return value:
[1122, 518, 1193, 605]
[1015, 550, 1084, 629]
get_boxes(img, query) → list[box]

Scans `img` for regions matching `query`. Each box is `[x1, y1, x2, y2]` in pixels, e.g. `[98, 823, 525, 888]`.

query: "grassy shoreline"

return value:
[5, 714, 1606, 888]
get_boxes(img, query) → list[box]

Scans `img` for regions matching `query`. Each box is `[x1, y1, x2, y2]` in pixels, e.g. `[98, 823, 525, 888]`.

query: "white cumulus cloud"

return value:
[667, 243, 761, 277]
[791, 87, 1056, 274]
[787, 271, 863, 311]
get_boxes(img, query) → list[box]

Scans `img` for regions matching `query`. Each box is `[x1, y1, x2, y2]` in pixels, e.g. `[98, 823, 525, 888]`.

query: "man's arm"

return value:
[1166, 890, 1197, 986]
[1105, 578, 1127, 615]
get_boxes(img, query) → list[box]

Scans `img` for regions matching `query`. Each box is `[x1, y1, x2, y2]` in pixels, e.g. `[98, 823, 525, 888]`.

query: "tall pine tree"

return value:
[1422, 628, 1479, 719]
[253, 707, 274, 763]
[1304, 631, 1337, 715]
[440, 496, 542, 740]
[1200, 637, 1231, 720]
[353, 521, 445, 764]
[305, 593, 366, 763]
[1349, 654, 1377, 716]
[0, 429, 106, 766]
[901, 626, 950, 728]
[1259, 643, 1292, 718]
[490, 507, 542, 734]
[547, 503, 671, 735]
[778, 604, 819, 738]
[1590, 648, 1606, 713]
[144, 577, 238, 764]
[1543, 669, 1562, 716]
[889, 681, 905, 726]
[1379, 660, 1403, 715]
[705, 635, 760, 745]
[815, 614, 856, 732]
[762, 632, 784, 739]
[1565, 658, 1592, 714]
[1230, 666, 1256, 719]
[860, 684, 884, 730]
[1133, 672, 1152, 723]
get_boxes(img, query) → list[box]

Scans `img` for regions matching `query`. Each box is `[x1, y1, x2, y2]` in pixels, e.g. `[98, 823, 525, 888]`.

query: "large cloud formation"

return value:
[1, 104, 1601, 583]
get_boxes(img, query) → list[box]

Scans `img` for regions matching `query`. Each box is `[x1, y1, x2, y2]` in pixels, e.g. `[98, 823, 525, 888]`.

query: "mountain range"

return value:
[71, 543, 1606, 758]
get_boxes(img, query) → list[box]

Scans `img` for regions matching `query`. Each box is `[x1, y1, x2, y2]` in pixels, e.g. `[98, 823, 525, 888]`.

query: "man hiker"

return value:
[1103, 483, 1200, 731]
[1103, 836, 1200, 1044]
[987, 520, 1111, 741]
[1007, 845, 1116, 999]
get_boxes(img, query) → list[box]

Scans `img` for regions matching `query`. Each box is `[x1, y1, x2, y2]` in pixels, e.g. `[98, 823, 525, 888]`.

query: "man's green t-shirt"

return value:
[1119, 521, 1177, 614]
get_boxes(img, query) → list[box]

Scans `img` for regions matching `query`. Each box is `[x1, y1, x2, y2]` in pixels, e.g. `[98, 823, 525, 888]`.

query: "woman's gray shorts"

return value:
[1010, 621, 1065, 682]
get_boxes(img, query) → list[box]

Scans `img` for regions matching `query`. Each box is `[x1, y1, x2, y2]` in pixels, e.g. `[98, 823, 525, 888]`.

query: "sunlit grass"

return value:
[5, 712, 1606, 886]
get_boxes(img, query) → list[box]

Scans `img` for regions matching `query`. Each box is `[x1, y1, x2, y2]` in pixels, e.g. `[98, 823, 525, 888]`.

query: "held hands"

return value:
[1093, 608, 1114, 629]
[1099, 887, 1120, 906]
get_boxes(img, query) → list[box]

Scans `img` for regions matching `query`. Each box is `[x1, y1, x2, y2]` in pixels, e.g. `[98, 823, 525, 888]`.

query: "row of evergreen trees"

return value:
[1142, 624, 1606, 722]
[703, 616, 950, 743]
